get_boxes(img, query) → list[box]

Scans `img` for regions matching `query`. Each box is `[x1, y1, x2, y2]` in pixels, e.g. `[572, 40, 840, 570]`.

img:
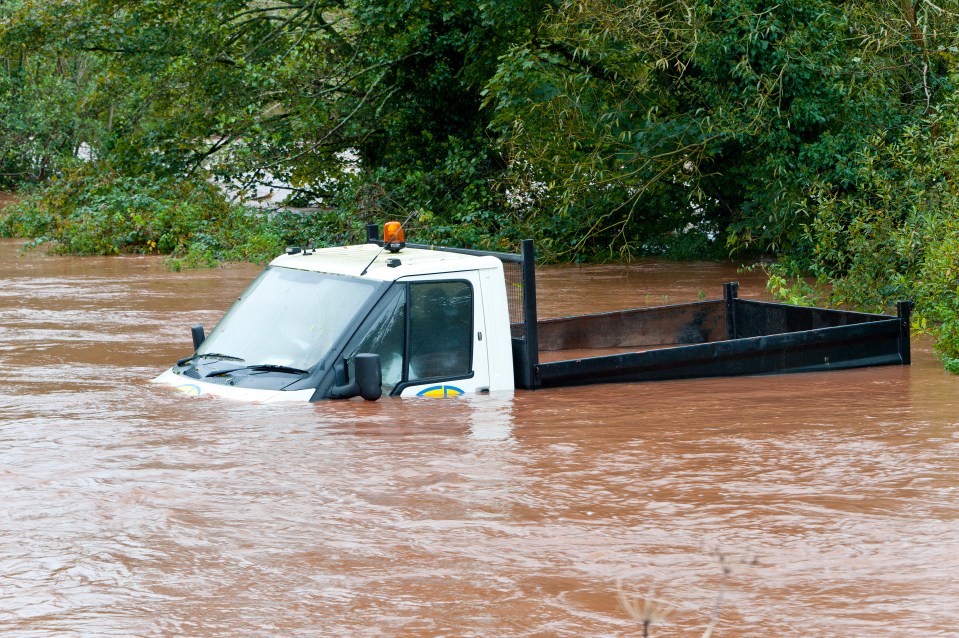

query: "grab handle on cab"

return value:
[191, 324, 205, 350]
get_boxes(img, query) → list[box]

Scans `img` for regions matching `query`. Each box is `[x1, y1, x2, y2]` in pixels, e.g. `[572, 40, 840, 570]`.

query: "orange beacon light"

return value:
[384, 221, 405, 253]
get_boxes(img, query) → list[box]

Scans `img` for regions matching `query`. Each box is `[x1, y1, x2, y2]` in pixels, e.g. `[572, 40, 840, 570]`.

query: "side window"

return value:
[348, 288, 406, 390]
[408, 281, 472, 380]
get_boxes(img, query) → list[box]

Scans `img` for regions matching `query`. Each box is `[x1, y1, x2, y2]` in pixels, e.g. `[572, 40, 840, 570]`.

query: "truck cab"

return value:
[154, 236, 516, 402]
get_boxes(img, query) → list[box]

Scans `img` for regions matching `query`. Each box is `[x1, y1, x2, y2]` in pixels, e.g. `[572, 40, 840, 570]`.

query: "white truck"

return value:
[154, 222, 912, 402]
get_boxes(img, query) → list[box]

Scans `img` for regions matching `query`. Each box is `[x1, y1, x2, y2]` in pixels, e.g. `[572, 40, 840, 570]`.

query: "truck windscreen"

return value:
[195, 266, 378, 371]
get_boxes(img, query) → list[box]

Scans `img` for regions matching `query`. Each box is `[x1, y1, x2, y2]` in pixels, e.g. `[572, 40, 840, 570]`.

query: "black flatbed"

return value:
[504, 241, 910, 390]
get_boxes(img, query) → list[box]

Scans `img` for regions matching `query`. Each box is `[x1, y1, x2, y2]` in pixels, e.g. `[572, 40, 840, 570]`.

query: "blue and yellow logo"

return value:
[175, 384, 202, 397]
[416, 384, 465, 398]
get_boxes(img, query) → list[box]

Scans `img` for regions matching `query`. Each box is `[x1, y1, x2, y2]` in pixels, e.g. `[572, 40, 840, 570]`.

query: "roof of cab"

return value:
[269, 243, 503, 281]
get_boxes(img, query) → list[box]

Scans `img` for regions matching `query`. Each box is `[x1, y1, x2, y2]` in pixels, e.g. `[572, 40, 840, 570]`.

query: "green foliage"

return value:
[1, 0, 546, 192]
[486, 0, 956, 258]
[747, 259, 822, 307]
[328, 137, 522, 251]
[0, 163, 357, 264]
[794, 92, 959, 367]
[0, 0, 557, 260]
[2, 165, 249, 256]
[347, 0, 550, 170]
[0, 48, 104, 188]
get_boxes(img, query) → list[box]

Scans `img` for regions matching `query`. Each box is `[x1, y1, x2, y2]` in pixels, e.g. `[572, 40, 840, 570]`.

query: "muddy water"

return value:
[1, 239, 957, 637]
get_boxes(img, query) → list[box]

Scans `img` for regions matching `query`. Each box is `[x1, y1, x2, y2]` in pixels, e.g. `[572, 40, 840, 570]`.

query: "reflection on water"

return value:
[1, 239, 958, 637]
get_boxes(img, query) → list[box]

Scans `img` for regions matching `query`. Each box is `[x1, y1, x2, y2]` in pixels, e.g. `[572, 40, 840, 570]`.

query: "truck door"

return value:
[399, 274, 488, 397]
[341, 271, 489, 398]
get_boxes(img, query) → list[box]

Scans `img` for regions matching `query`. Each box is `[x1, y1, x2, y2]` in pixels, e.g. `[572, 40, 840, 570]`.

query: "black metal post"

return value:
[521, 239, 540, 389]
[724, 281, 739, 340]
[897, 300, 913, 365]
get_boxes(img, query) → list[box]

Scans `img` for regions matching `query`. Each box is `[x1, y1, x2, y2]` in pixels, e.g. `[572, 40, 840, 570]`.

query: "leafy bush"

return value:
[3, 166, 245, 255]
[782, 95, 959, 369]
[0, 163, 355, 265]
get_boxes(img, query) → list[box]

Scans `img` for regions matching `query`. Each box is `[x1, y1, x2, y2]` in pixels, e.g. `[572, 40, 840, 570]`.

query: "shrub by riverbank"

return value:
[767, 104, 959, 374]
[0, 158, 726, 266]
[0, 167, 362, 269]
[0, 192, 16, 212]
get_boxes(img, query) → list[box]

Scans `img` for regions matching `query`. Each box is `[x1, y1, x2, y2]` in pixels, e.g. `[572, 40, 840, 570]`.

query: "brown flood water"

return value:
[1, 238, 958, 637]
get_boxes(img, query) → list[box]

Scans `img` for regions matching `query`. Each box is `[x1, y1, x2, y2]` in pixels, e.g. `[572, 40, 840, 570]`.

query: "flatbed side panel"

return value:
[536, 301, 726, 351]
[733, 299, 892, 339]
[534, 318, 904, 389]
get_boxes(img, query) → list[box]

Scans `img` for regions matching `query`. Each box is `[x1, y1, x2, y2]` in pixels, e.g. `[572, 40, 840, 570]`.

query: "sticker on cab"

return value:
[416, 384, 464, 398]
[176, 384, 202, 397]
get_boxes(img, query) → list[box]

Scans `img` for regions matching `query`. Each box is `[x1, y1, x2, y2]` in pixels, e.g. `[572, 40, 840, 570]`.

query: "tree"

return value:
[486, 0, 924, 259]
[1, 0, 549, 249]
[0, 5, 105, 188]
[795, 1, 959, 369]
[2, 0, 545, 183]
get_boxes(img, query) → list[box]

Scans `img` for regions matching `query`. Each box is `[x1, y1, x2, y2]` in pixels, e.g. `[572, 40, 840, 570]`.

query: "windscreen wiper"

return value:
[204, 363, 309, 378]
[247, 364, 309, 374]
[177, 352, 246, 366]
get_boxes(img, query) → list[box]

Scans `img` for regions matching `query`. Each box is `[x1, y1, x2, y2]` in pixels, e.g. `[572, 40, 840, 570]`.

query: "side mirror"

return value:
[329, 353, 382, 401]
[191, 324, 205, 350]
[354, 353, 383, 401]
